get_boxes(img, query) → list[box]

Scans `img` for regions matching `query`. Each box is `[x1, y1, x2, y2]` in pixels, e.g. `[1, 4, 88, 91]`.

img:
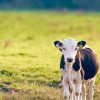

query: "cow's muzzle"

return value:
[67, 58, 73, 63]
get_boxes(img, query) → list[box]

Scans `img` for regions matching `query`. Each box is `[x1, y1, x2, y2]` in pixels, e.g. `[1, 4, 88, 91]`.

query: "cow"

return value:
[54, 38, 99, 100]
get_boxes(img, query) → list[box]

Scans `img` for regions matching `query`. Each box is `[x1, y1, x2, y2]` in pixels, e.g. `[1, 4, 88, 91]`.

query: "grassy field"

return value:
[0, 11, 100, 100]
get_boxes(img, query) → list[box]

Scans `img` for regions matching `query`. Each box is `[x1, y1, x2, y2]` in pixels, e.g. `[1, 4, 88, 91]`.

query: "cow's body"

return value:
[54, 38, 99, 100]
[60, 48, 99, 80]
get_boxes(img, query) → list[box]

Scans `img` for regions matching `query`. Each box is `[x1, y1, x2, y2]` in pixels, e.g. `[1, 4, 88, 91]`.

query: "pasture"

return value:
[0, 11, 100, 100]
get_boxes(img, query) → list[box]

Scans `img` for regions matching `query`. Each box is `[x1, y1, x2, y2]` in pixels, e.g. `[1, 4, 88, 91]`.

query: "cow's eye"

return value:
[59, 49, 62, 52]
[75, 47, 77, 50]
[63, 48, 65, 50]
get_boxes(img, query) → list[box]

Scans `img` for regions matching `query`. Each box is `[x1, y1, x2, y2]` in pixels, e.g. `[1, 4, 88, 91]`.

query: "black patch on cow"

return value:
[72, 60, 80, 71]
[54, 40, 60, 47]
[79, 48, 99, 80]
[60, 55, 65, 69]
[77, 41, 86, 47]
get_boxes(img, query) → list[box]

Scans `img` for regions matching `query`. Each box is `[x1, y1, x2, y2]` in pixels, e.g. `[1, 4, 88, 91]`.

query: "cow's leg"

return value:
[69, 92, 73, 100]
[75, 83, 82, 100]
[81, 84, 86, 100]
[88, 78, 95, 100]
[69, 82, 75, 100]
[75, 72, 82, 100]
[62, 79, 70, 100]
[69, 90, 75, 100]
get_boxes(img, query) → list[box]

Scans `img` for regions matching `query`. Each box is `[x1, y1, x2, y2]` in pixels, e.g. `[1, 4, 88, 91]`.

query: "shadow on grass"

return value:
[0, 84, 10, 92]
[0, 84, 19, 93]
[0, 82, 20, 93]
[0, 70, 13, 76]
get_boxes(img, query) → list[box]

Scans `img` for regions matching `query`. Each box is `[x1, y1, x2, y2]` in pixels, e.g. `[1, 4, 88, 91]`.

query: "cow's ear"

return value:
[77, 41, 86, 48]
[54, 40, 62, 48]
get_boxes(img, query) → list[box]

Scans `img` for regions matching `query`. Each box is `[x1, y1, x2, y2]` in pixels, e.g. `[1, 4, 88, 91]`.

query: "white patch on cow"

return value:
[61, 38, 77, 63]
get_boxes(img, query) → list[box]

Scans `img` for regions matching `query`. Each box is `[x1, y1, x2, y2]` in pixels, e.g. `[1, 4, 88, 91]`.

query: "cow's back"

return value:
[79, 48, 99, 80]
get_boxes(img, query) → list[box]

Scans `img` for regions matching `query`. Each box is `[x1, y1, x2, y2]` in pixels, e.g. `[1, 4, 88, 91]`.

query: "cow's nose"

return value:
[67, 58, 73, 62]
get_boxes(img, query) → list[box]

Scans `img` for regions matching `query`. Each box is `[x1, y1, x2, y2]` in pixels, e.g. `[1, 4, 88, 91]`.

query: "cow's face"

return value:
[54, 38, 86, 65]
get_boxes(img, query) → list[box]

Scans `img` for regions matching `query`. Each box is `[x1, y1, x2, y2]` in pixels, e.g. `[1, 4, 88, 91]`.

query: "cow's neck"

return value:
[65, 63, 73, 72]
[64, 63, 73, 84]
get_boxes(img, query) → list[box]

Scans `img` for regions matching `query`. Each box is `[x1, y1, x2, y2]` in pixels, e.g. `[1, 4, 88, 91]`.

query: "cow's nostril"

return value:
[67, 58, 73, 62]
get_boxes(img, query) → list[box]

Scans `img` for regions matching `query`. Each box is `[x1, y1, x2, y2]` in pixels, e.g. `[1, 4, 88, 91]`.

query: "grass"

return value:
[0, 10, 100, 100]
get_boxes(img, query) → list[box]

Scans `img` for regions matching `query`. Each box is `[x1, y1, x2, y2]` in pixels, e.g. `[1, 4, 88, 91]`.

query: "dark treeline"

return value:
[0, 0, 100, 11]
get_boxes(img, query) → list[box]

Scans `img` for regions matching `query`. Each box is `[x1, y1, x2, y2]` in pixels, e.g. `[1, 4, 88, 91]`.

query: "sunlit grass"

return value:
[0, 11, 100, 100]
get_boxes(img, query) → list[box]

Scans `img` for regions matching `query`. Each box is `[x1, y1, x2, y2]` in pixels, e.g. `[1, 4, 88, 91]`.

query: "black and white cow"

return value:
[54, 38, 99, 100]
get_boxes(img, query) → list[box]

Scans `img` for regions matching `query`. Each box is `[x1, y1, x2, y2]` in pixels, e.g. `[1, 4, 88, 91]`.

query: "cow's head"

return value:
[54, 38, 86, 65]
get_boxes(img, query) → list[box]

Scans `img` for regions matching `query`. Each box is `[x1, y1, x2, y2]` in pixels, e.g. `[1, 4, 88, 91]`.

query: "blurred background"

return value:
[0, 0, 100, 11]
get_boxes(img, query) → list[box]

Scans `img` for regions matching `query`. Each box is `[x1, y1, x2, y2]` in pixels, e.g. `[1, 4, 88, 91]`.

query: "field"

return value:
[0, 11, 100, 100]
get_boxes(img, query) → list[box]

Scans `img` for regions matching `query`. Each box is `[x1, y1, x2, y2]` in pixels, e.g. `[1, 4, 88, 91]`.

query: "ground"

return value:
[0, 11, 100, 100]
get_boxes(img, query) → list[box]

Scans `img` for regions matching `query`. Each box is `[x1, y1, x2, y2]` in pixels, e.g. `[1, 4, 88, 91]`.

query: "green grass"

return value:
[0, 11, 100, 100]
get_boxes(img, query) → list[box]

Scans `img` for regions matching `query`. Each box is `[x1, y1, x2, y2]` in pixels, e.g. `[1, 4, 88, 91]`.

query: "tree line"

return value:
[0, 0, 100, 11]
